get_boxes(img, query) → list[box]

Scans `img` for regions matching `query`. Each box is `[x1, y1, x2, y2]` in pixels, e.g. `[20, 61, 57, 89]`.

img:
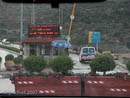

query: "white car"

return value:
[79, 46, 96, 62]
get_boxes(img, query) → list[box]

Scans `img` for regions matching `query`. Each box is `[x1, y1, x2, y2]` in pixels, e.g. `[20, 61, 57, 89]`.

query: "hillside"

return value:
[0, 0, 130, 52]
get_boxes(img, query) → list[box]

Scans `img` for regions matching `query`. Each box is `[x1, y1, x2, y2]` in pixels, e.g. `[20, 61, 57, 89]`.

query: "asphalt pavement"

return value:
[69, 53, 129, 75]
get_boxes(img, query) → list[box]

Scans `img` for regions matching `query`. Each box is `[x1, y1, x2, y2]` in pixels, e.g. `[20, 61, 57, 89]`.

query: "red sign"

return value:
[116, 40, 120, 43]
[28, 24, 60, 37]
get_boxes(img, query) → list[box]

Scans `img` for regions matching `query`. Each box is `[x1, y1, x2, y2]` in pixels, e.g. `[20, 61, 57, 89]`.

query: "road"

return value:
[0, 47, 129, 74]
[69, 53, 91, 74]
[0, 48, 18, 93]
[0, 49, 129, 94]
[69, 53, 129, 74]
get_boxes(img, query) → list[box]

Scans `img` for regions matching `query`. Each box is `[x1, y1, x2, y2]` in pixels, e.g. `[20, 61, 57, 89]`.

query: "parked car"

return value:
[102, 51, 119, 60]
[102, 51, 111, 56]
[79, 46, 96, 62]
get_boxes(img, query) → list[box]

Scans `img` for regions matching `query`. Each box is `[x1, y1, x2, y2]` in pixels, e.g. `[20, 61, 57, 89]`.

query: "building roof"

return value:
[23, 38, 67, 44]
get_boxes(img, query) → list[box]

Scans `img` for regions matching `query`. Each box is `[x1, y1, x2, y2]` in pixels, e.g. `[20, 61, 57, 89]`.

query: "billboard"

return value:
[28, 24, 60, 37]
[88, 31, 101, 43]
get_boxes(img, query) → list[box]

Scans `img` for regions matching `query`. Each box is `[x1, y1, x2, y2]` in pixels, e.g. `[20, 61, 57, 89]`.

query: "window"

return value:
[45, 44, 51, 55]
[53, 47, 58, 55]
[89, 48, 95, 54]
[30, 44, 36, 56]
[40, 45, 44, 55]
[83, 48, 88, 54]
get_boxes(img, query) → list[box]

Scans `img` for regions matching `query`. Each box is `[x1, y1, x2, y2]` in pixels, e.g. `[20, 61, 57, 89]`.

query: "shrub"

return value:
[126, 60, 130, 72]
[14, 57, 23, 64]
[5, 54, 14, 61]
[0, 45, 20, 53]
[0, 56, 2, 62]
[49, 56, 74, 73]
[23, 56, 46, 73]
[90, 56, 116, 75]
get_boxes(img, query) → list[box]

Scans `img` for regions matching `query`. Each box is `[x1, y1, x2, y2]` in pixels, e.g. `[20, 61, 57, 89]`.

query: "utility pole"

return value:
[20, 3, 23, 57]
[61, 6, 64, 33]
[32, 0, 35, 25]
[96, 43, 98, 53]
[59, 6, 63, 35]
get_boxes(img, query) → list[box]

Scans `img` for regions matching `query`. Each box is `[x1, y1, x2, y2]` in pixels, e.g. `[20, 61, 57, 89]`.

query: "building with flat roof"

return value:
[22, 24, 68, 60]
[23, 37, 67, 60]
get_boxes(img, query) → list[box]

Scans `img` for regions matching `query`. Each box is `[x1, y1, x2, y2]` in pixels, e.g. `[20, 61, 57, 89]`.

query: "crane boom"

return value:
[67, 3, 76, 41]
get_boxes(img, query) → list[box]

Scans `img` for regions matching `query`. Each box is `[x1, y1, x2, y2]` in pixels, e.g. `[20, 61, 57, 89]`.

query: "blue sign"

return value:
[91, 32, 101, 43]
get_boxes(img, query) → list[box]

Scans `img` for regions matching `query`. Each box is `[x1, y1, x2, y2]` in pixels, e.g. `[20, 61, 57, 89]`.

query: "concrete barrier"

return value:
[14, 76, 81, 96]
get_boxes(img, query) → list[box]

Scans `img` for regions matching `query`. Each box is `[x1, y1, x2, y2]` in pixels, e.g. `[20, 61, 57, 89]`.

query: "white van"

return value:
[79, 46, 96, 62]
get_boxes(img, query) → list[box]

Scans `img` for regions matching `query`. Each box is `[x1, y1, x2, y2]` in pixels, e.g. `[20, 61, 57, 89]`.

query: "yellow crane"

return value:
[67, 3, 76, 41]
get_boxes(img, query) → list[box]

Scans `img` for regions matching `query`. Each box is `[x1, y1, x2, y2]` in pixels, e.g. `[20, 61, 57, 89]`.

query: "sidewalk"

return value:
[0, 78, 15, 93]
[0, 70, 18, 75]
[116, 60, 127, 70]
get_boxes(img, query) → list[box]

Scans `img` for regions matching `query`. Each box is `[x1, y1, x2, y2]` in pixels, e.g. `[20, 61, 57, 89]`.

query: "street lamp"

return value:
[20, 3, 23, 57]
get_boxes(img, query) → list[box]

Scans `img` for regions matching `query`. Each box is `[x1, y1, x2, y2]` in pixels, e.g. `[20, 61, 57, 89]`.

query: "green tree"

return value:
[5, 54, 14, 61]
[126, 60, 130, 72]
[90, 56, 116, 75]
[126, 39, 130, 49]
[23, 56, 46, 73]
[0, 56, 2, 62]
[49, 56, 74, 74]
[14, 57, 23, 64]
[7, 37, 18, 43]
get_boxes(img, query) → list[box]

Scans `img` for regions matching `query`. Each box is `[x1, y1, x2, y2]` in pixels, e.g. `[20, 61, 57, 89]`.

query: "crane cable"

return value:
[67, 2, 76, 41]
